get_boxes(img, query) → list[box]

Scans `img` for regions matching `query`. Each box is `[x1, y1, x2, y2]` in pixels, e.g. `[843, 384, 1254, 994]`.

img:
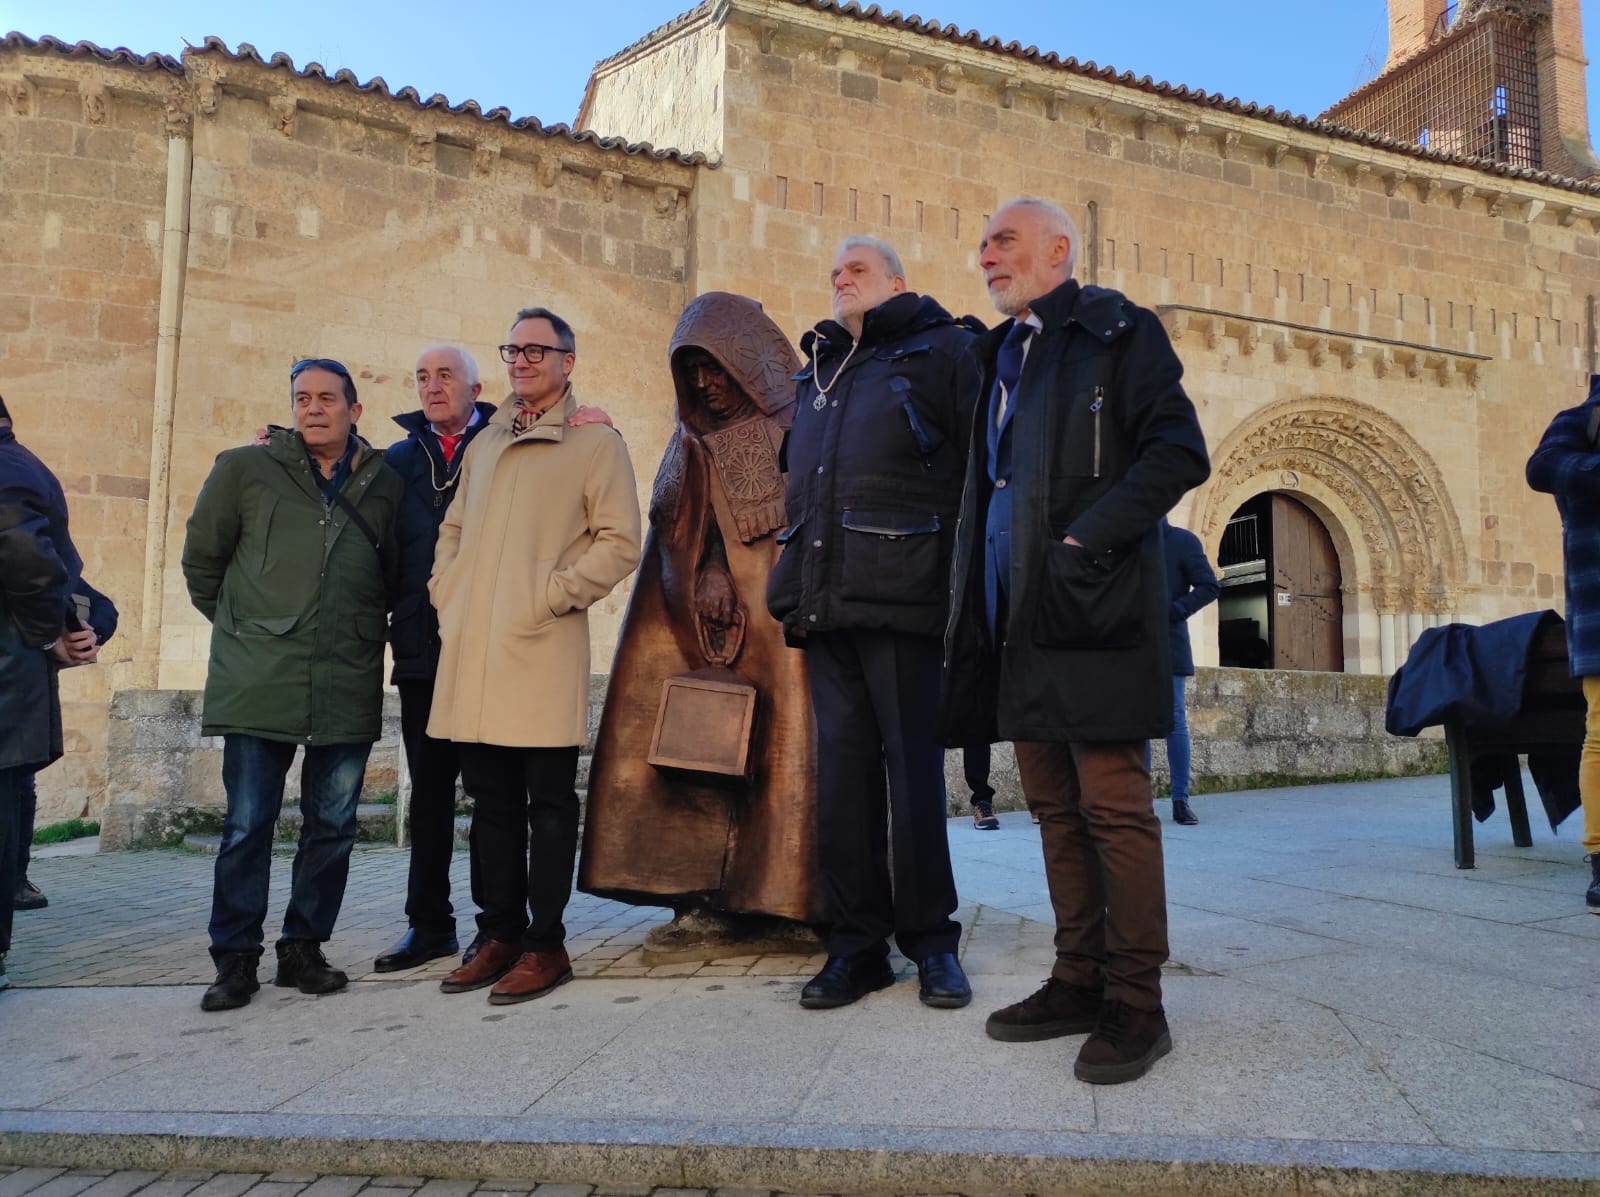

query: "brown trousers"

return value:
[1013, 740, 1169, 1010]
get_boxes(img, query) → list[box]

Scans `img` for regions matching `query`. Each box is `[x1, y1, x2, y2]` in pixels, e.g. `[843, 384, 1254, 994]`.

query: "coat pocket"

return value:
[839, 510, 941, 605]
[765, 522, 804, 620]
[1033, 542, 1143, 649]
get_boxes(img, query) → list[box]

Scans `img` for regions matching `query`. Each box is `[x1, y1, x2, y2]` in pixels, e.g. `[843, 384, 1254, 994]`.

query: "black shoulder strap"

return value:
[328, 485, 381, 553]
[296, 439, 382, 553]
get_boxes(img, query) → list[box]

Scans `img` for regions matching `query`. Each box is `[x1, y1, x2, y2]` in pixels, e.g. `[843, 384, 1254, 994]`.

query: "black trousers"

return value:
[963, 743, 994, 804]
[0, 765, 22, 955]
[806, 629, 960, 963]
[457, 742, 580, 953]
[397, 679, 461, 935]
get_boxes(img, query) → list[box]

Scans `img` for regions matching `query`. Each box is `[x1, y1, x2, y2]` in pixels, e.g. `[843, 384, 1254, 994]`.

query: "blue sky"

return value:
[3, 0, 1596, 154]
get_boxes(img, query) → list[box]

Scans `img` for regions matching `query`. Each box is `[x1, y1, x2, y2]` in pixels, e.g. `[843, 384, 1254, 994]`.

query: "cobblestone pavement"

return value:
[5, 847, 819, 987]
[8, 847, 1022, 988]
[0, 1167, 943, 1197]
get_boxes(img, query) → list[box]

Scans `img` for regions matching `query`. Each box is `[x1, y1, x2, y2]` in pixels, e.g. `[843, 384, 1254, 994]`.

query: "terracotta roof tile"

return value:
[762, 0, 1600, 194]
[2, 31, 182, 73]
[1, 31, 708, 166]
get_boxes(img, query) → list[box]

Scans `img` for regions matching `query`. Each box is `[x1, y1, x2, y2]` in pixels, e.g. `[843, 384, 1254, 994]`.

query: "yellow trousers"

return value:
[1582, 677, 1600, 854]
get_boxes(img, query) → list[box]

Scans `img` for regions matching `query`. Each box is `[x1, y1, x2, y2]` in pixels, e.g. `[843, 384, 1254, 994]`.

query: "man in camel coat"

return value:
[428, 306, 642, 1005]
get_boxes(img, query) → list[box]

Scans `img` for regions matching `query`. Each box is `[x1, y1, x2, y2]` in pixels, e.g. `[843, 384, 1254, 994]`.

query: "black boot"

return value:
[274, 939, 348, 995]
[14, 879, 47, 910]
[1587, 854, 1600, 915]
[201, 952, 260, 1011]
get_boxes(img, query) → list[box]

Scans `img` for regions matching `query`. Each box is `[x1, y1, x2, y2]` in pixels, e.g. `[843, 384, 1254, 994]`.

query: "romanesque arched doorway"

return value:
[1218, 493, 1344, 671]
[1195, 396, 1468, 675]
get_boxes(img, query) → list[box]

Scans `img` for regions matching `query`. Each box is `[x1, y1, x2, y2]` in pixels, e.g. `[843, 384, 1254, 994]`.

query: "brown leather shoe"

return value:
[439, 938, 518, 993]
[488, 948, 573, 1005]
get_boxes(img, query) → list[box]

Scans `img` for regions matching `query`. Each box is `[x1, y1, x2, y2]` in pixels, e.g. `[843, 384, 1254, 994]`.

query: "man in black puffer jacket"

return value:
[768, 236, 982, 1012]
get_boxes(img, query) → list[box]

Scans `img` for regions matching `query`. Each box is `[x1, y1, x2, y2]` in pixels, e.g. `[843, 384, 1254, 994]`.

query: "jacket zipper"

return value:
[1090, 386, 1104, 478]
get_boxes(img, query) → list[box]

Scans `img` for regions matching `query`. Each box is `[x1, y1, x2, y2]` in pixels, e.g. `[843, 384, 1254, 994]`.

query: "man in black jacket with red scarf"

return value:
[768, 236, 981, 1011]
[943, 199, 1209, 1084]
[373, 345, 497, 972]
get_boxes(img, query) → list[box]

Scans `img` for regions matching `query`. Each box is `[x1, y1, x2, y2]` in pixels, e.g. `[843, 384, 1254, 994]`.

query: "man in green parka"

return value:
[183, 358, 402, 1012]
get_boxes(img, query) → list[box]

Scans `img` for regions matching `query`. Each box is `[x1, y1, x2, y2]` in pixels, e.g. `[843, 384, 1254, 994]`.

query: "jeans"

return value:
[0, 766, 24, 955]
[208, 733, 371, 961]
[1167, 675, 1192, 803]
[1582, 677, 1600, 855]
[1144, 676, 1194, 803]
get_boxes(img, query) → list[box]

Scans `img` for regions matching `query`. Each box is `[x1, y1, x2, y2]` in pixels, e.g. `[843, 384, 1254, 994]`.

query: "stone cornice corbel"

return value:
[882, 48, 910, 81]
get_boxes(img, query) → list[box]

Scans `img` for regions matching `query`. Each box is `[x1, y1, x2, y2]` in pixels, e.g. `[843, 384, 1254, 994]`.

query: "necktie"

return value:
[992, 320, 1032, 429]
[987, 321, 1033, 470]
[437, 433, 463, 464]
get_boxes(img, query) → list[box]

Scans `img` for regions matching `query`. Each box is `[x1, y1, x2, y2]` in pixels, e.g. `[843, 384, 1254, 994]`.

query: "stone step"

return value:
[180, 803, 399, 854]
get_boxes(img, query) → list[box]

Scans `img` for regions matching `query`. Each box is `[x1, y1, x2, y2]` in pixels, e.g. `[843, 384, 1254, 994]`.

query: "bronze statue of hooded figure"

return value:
[579, 292, 822, 925]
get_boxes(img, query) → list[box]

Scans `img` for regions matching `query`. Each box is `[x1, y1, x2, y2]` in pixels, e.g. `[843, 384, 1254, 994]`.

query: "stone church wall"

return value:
[5, 1, 1599, 827]
[651, 7, 1597, 673]
[1, 39, 698, 822]
[0, 55, 176, 820]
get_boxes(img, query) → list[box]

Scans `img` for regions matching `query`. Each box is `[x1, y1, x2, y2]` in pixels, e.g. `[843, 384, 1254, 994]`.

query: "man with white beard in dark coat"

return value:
[943, 199, 1210, 1084]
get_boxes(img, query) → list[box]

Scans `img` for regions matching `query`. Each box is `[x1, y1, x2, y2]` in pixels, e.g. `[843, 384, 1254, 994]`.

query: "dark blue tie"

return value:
[984, 320, 1032, 635]
[986, 321, 1032, 469]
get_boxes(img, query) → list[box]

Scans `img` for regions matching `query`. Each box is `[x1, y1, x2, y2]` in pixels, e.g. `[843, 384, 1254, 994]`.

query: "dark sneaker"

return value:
[916, 951, 972, 1008]
[0, 953, 10, 992]
[201, 952, 260, 1011]
[273, 939, 348, 995]
[1172, 799, 1199, 826]
[985, 976, 1102, 1042]
[1587, 854, 1600, 915]
[14, 879, 47, 910]
[971, 799, 1000, 830]
[799, 954, 895, 1009]
[1074, 999, 1172, 1084]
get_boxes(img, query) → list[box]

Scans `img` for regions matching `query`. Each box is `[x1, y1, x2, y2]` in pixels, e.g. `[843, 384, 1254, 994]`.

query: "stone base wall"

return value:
[101, 668, 1442, 847]
[941, 666, 1445, 815]
[99, 690, 404, 850]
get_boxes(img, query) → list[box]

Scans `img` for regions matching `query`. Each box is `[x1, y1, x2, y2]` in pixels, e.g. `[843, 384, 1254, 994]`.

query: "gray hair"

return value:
[417, 344, 479, 387]
[510, 306, 576, 354]
[837, 235, 905, 282]
[999, 198, 1082, 280]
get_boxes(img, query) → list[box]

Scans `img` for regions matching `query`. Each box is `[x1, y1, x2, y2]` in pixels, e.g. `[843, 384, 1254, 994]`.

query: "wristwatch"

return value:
[42, 637, 60, 652]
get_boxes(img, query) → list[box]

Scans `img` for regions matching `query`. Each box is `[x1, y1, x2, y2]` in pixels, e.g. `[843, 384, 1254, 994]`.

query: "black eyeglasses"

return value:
[290, 357, 353, 380]
[498, 342, 570, 365]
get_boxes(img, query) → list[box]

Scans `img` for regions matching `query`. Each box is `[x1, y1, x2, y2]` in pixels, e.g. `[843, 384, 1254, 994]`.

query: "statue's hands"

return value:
[694, 567, 739, 627]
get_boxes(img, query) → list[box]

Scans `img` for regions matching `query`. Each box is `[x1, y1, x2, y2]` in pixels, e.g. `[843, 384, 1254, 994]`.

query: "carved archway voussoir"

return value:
[1197, 396, 1466, 615]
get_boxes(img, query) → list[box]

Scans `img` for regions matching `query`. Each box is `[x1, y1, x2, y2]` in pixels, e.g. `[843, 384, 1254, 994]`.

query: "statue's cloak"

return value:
[578, 292, 821, 922]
